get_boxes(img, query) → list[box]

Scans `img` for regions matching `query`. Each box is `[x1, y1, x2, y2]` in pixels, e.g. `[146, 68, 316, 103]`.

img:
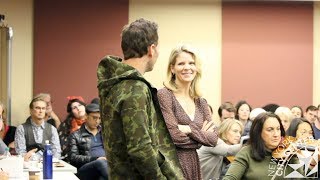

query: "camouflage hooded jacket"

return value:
[97, 56, 184, 180]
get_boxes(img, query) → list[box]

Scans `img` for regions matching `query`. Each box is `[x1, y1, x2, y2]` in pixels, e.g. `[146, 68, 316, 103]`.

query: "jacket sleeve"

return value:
[120, 82, 165, 179]
[157, 88, 199, 148]
[198, 138, 242, 156]
[68, 132, 96, 168]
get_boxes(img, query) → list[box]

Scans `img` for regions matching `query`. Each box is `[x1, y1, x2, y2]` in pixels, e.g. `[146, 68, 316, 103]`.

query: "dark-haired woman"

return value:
[235, 100, 252, 136]
[223, 112, 316, 179]
[286, 118, 314, 140]
[58, 97, 86, 160]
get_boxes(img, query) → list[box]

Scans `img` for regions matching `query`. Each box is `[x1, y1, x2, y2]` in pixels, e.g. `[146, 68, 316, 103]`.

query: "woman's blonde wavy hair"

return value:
[163, 44, 202, 98]
[219, 119, 244, 143]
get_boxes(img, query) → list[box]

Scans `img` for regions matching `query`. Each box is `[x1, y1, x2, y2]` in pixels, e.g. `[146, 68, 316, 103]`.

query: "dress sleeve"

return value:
[157, 88, 198, 148]
[188, 98, 218, 147]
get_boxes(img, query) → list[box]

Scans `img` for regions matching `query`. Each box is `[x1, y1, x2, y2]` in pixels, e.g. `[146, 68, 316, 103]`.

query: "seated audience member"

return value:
[0, 101, 16, 151]
[218, 102, 236, 122]
[68, 103, 107, 180]
[0, 134, 8, 154]
[249, 108, 266, 121]
[198, 119, 243, 180]
[287, 118, 314, 139]
[33, 93, 61, 128]
[223, 112, 312, 179]
[304, 105, 318, 124]
[275, 106, 294, 131]
[291, 105, 303, 118]
[262, 103, 279, 113]
[58, 96, 86, 160]
[15, 97, 61, 159]
[235, 100, 252, 136]
[316, 105, 320, 139]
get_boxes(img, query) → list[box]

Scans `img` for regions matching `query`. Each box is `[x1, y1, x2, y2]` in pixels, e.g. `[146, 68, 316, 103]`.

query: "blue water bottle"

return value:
[43, 140, 53, 179]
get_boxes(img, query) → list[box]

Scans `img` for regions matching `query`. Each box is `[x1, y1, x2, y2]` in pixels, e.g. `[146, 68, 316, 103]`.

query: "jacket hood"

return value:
[97, 55, 150, 93]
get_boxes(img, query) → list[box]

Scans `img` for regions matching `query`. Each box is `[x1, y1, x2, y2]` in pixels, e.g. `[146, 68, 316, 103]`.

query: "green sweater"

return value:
[223, 145, 307, 180]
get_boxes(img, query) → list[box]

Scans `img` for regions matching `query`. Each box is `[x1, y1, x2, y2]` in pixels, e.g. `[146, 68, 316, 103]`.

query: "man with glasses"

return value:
[14, 97, 61, 160]
[34, 93, 61, 128]
[68, 103, 108, 180]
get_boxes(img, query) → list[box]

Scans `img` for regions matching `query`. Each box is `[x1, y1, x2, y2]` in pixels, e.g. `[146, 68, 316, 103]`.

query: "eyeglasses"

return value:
[34, 106, 46, 111]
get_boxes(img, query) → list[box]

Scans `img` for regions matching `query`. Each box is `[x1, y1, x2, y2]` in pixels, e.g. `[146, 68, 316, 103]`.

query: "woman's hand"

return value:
[178, 125, 191, 134]
[201, 120, 215, 132]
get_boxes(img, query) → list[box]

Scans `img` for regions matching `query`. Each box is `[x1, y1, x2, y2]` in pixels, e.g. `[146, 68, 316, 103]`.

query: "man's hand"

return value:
[24, 148, 38, 162]
[48, 111, 61, 128]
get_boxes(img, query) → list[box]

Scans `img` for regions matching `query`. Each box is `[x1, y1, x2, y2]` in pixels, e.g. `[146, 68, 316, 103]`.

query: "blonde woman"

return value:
[157, 44, 218, 180]
[198, 119, 244, 180]
[275, 106, 294, 131]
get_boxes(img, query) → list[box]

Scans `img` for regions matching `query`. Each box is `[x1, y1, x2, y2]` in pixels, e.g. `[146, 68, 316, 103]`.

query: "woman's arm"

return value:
[157, 89, 198, 148]
[187, 99, 218, 147]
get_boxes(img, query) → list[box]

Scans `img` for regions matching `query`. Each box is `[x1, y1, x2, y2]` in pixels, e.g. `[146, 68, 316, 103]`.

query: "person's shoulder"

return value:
[69, 128, 81, 138]
[157, 87, 171, 96]
[116, 79, 149, 92]
[237, 145, 252, 155]
[16, 123, 25, 129]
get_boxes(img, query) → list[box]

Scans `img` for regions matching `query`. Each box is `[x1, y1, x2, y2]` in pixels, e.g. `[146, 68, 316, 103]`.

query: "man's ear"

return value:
[147, 44, 156, 57]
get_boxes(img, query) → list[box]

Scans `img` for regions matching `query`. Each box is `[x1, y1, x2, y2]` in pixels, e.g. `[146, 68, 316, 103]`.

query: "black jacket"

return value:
[68, 124, 98, 169]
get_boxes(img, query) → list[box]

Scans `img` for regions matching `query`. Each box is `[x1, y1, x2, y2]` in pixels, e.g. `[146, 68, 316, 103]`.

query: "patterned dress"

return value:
[157, 88, 218, 180]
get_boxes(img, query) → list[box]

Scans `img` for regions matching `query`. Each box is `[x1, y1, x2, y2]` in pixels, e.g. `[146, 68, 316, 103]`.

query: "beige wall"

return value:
[314, 2, 320, 106]
[0, 0, 33, 126]
[129, 0, 222, 122]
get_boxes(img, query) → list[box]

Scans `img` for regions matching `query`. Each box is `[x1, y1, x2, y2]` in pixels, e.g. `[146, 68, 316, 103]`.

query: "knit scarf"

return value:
[70, 118, 86, 133]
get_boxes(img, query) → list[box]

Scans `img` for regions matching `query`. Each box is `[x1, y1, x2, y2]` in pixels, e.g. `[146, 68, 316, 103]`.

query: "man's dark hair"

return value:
[121, 18, 158, 60]
[29, 97, 45, 109]
[262, 103, 279, 113]
[305, 105, 318, 112]
[217, 102, 236, 118]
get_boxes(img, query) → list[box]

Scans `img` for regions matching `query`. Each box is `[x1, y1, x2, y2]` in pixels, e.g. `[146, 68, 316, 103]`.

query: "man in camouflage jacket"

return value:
[97, 18, 184, 179]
